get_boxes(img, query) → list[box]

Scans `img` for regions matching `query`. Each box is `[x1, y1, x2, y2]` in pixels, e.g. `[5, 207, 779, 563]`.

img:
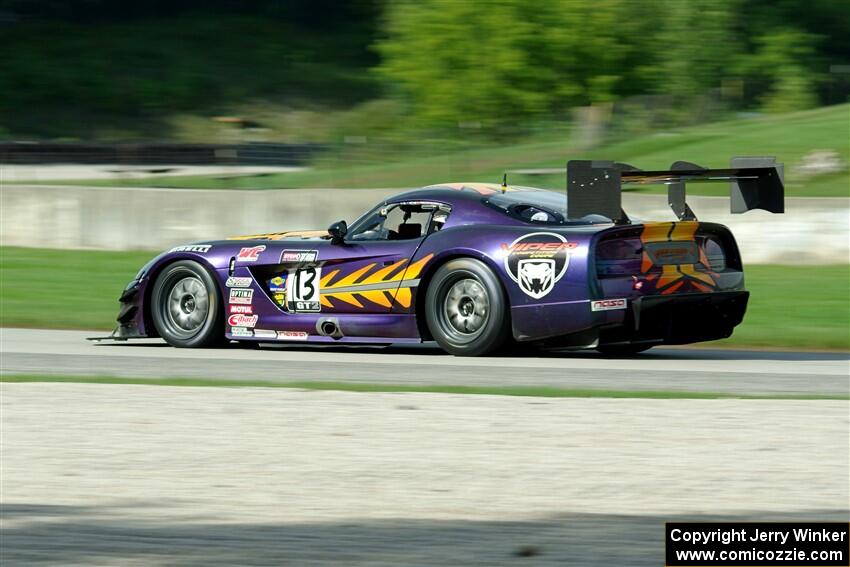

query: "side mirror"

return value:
[328, 220, 348, 244]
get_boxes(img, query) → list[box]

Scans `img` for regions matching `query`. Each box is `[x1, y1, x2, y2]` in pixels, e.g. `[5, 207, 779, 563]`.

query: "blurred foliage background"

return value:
[0, 0, 847, 143]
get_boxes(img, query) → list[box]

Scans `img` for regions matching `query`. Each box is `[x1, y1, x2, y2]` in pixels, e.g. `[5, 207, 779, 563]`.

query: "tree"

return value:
[375, 0, 658, 131]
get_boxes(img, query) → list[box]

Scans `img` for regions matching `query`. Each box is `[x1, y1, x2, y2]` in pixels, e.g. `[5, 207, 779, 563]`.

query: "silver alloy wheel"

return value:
[165, 276, 210, 337]
[442, 278, 489, 337]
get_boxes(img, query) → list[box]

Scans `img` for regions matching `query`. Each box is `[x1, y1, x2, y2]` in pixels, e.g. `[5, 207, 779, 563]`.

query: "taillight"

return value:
[702, 237, 726, 271]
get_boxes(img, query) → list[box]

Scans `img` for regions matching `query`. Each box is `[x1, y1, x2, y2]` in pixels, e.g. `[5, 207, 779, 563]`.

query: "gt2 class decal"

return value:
[226, 276, 253, 288]
[501, 232, 577, 299]
[252, 329, 277, 339]
[237, 245, 266, 262]
[169, 244, 211, 253]
[227, 314, 258, 327]
[286, 266, 322, 312]
[281, 249, 319, 263]
[229, 304, 253, 314]
[592, 298, 627, 311]
[229, 288, 254, 305]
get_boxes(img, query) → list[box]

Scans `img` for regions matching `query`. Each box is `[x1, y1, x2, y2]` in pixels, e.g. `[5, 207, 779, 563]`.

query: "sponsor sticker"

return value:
[169, 244, 211, 254]
[229, 288, 254, 305]
[226, 276, 253, 288]
[229, 304, 253, 314]
[277, 330, 309, 341]
[501, 232, 577, 299]
[591, 298, 627, 311]
[227, 314, 258, 328]
[253, 329, 277, 339]
[231, 327, 253, 337]
[237, 245, 266, 262]
[286, 267, 322, 312]
[281, 249, 319, 263]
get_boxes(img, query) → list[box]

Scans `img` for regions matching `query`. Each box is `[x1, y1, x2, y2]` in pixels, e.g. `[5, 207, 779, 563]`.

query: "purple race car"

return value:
[111, 158, 784, 356]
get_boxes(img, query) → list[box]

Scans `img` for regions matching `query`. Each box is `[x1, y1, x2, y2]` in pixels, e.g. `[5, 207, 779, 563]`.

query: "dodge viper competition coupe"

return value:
[110, 157, 784, 356]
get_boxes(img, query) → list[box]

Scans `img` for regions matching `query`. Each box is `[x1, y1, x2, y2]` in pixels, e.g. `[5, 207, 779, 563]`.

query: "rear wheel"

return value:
[151, 260, 225, 348]
[425, 258, 509, 356]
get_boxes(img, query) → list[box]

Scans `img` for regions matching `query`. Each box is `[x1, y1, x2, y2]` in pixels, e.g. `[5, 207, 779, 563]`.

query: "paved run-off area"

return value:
[1, 383, 847, 566]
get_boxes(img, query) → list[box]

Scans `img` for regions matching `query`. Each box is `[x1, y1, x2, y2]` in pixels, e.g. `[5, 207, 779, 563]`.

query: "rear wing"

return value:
[566, 157, 784, 223]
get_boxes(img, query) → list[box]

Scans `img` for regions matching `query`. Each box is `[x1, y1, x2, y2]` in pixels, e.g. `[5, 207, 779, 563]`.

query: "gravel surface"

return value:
[1, 383, 848, 566]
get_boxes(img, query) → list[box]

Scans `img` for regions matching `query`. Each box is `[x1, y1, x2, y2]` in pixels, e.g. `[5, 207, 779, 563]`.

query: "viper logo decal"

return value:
[502, 233, 577, 299]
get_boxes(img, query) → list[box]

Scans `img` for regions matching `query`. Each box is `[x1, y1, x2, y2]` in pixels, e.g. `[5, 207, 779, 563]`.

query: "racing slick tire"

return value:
[151, 260, 226, 348]
[596, 344, 653, 356]
[425, 258, 510, 356]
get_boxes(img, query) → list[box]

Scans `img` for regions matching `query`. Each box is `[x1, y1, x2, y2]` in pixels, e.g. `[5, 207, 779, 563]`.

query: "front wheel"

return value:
[425, 258, 510, 356]
[151, 260, 225, 348]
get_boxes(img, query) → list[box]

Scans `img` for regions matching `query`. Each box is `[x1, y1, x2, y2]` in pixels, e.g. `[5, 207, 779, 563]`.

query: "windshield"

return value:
[483, 190, 611, 225]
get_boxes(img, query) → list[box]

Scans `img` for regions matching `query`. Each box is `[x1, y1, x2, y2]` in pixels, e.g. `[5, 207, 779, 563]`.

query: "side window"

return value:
[348, 203, 448, 241]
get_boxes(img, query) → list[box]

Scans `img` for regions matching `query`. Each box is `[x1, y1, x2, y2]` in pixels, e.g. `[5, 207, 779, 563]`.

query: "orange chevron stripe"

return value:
[394, 287, 413, 308]
[679, 263, 716, 286]
[402, 253, 434, 280]
[357, 259, 408, 285]
[357, 290, 393, 308]
[326, 263, 377, 288]
[328, 292, 364, 308]
[641, 222, 673, 242]
[670, 221, 698, 241]
[320, 269, 339, 287]
[657, 264, 681, 288]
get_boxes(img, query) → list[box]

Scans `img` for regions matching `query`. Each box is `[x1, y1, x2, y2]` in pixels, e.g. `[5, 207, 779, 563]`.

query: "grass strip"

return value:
[1, 374, 846, 400]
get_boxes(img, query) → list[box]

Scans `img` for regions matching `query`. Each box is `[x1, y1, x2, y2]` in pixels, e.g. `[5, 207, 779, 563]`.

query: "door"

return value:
[315, 201, 440, 314]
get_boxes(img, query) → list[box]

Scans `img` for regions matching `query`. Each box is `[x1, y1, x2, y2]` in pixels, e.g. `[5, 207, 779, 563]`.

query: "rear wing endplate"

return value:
[566, 157, 784, 222]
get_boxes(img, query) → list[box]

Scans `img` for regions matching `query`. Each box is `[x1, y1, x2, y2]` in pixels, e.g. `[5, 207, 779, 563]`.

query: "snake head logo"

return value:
[502, 232, 573, 299]
[518, 259, 556, 299]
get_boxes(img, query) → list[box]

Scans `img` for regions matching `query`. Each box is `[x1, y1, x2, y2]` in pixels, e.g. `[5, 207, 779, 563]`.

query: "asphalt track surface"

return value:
[2, 328, 848, 395]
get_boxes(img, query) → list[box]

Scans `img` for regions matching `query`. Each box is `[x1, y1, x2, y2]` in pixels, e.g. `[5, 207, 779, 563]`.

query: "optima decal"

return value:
[237, 245, 266, 262]
[502, 233, 577, 299]
[229, 288, 254, 304]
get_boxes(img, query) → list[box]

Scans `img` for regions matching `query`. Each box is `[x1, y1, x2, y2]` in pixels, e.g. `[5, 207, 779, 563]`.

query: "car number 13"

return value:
[286, 267, 322, 312]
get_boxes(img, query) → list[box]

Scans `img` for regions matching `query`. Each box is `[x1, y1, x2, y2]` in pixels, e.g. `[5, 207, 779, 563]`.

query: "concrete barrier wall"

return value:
[1, 184, 847, 264]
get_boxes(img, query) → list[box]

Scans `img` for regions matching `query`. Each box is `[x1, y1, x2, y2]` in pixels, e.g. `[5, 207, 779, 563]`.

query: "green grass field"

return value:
[0, 247, 846, 350]
[37, 104, 850, 197]
[2, 375, 846, 400]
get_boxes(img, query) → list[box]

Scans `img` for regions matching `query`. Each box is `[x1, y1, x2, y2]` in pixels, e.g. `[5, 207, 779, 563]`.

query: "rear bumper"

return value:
[522, 290, 749, 348]
[599, 290, 749, 347]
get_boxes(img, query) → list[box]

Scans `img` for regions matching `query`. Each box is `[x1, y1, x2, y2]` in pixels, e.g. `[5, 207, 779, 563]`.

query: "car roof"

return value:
[389, 183, 545, 204]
